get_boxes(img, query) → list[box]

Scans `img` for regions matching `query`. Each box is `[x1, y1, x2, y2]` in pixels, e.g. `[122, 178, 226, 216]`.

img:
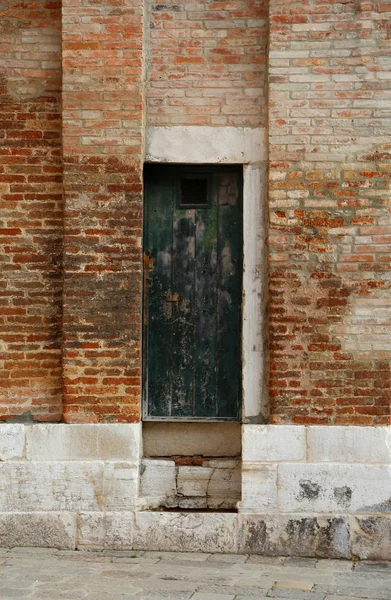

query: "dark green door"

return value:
[143, 165, 242, 421]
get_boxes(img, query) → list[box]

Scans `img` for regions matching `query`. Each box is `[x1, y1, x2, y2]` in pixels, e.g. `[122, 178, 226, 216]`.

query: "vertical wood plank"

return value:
[144, 173, 173, 417]
[194, 205, 218, 417]
[171, 208, 196, 416]
[216, 172, 243, 419]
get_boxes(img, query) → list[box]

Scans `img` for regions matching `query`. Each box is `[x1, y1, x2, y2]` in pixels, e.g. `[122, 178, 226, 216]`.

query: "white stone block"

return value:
[0, 512, 76, 549]
[208, 463, 241, 501]
[0, 424, 25, 461]
[146, 126, 267, 165]
[140, 459, 177, 508]
[239, 464, 277, 512]
[26, 423, 142, 462]
[0, 460, 139, 512]
[133, 511, 238, 553]
[143, 422, 241, 457]
[103, 462, 139, 511]
[278, 463, 391, 514]
[77, 512, 134, 550]
[0, 462, 104, 512]
[307, 426, 391, 463]
[177, 466, 213, 497]
[242, 425, 306, 462]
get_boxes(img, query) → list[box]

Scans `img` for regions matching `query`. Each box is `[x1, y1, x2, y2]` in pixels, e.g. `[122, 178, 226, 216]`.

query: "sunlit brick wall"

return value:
[268, 0, 391, 425]
[147, 0, 268, 127]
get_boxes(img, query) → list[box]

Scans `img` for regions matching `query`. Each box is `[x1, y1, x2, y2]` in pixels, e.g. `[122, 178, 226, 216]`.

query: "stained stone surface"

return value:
[133, 511, 238, 554]
[239, 514, 350, 559]
[0, 548, 390, 600]
[0, 513, 76, 550]
[351, 516, 391, 561]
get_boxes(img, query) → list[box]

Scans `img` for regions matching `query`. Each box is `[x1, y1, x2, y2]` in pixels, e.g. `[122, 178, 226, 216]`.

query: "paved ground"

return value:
[0, 548, 390, 600]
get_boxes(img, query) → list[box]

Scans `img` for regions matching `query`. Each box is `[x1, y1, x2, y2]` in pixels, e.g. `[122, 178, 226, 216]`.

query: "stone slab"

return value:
[0, 424, 25, 461]
[133, 511, 238, 553]
[103, 461, 139, 511]
[1, 549, 391, 600]
[146, 126, 267, 164]
[191, 594, 235, 600]
[242, 425, 306, 462]
[142, 422, 241, 457]
[26, 423, 142, 461]
[140, 459, 177, 508]
[207, 464, 241, 508]
[351, 515, 391, 561]
[278, 463, 391, 514]
[0, 461, 138, 512]
[77, 511, 134, 550]
[239, 464, 277, 511]
[238, 514, 350, 559]
[177, 466, 214, 497]
[307, 426, 391, 464]
[0, 512, 76, 549]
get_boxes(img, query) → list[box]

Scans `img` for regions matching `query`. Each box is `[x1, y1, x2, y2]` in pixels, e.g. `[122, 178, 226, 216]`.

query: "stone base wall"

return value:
[0, 424, 390, 559]
[240, 425, 391, 560]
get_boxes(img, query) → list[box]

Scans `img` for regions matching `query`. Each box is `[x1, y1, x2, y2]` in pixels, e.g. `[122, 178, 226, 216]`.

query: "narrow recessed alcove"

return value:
[140, 422, 241, 511]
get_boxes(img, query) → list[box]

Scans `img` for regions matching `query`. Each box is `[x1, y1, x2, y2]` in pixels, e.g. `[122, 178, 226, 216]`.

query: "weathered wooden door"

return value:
[143, 165, 242, 421]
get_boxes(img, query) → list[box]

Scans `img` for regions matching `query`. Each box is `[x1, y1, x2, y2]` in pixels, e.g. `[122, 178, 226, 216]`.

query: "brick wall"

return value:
[147, 0, 267, 127]
[1, 1, 390, 426]
[0, 0, 63, 421]
[61, 0, 145, 423]
[268, 0, 391, 425]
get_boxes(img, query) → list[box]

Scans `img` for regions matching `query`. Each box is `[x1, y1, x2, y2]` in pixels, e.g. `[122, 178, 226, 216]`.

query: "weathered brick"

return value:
[268, 0, 391, 425]
[147, 0, 267, 127]
[0, 0, 62, 422]
[1, 1, 390, 427]
[61, 0, 144, 423]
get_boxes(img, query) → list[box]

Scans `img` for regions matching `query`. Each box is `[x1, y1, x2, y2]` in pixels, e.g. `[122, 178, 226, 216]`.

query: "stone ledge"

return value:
[0, 512, 389, 559]
[77, 512, 134, 550]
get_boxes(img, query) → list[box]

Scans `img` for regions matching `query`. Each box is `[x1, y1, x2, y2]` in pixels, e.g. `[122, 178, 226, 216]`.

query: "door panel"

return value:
[143, 165, 242, 421]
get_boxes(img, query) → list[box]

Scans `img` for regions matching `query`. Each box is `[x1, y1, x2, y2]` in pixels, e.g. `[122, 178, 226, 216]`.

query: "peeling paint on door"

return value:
[143, 166, 243, 421]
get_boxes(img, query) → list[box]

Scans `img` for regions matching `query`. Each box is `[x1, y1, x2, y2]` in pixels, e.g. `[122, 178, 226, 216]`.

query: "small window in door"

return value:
[179, 174, 211, 208]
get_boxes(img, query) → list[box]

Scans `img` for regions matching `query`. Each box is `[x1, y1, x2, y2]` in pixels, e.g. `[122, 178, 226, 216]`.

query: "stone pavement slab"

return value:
[0, 548, 390, 600]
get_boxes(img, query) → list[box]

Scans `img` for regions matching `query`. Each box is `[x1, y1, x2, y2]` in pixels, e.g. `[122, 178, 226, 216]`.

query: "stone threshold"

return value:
[0, 511, 389, 560]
